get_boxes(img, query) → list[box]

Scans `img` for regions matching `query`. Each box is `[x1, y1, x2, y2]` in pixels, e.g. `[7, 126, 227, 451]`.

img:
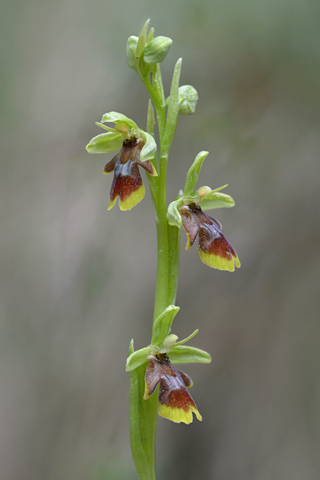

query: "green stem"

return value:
[153, 152, 169, 320]
[167, 224, 181, 305]
[129, 343, 158, 480]
[145, 60, 182, 319]
[143, 76, 166, 143]
[143, 73, 171, 320]
[129, 63, 181, 480]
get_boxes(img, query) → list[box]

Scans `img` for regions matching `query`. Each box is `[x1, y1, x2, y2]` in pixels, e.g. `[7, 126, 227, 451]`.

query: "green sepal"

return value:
[200, 191, 235, 210]
[169, 345, 212, 365]
[101, 112, 139, 134]
[143, 36, 173, 65]
[184, 151, 209, 195]
[126, 345, 152, 372]
[197, 185, 235, 210]
[98, 112, 157, 163]
[126, 36, 139, 72]
[167, 196, 183, 228]
[151, 305, 180, 346]
[140, 131, 157, 162]
[85, 131, 122, 154]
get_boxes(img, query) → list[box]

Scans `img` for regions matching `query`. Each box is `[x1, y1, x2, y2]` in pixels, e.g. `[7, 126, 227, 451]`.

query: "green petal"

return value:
[151, 305, 180, 346]
[126, 346, 151, 372]
[184, 151, 209, 195]
[169, 345, 212, 364]
[173, 329, 199, 347]
[201, 184, 228, 194]
[95, 122, 117, 132]
[86, 132, 122, 154]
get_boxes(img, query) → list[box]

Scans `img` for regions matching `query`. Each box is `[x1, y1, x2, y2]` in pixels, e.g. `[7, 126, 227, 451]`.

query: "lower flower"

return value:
[144, 354, 202, 424]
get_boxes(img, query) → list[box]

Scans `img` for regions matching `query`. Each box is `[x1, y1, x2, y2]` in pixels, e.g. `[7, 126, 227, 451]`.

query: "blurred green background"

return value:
[1, 0, 320, 479]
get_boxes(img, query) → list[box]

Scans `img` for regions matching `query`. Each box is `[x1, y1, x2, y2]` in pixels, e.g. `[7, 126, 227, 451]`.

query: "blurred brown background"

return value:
[1, 0, 320, 479]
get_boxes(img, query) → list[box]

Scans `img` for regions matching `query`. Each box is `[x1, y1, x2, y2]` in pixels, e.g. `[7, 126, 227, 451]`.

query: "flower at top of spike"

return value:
[104, 137, 157, 211]
[144, 354, 202, 424]
[86, 112, 157, 210]
[126, 19, 173, 75]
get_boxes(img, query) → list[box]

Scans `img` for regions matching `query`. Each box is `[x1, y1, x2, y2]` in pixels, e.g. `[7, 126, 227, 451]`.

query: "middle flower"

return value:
[104, 137, 157, 211]
[180, 203, 240, 271]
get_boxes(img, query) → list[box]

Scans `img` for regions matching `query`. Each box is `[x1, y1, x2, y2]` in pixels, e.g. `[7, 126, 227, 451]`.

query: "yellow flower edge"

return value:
[158, 404, 202, 424]
[108, 183, 145, 211]
[199, 249, 241, 271]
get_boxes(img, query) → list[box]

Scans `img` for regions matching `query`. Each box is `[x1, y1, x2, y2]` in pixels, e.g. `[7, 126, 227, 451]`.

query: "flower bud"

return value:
[126, 36, 139, 71]
[178, 85, 198, 115]
[143, 36, 173, 65]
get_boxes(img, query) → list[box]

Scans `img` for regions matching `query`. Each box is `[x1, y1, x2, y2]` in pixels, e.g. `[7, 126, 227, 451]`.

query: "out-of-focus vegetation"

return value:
[1, 1, 320, 479]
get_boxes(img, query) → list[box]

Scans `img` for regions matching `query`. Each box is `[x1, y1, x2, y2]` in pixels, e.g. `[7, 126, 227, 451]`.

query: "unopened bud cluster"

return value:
[126, 20, 173, 73]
